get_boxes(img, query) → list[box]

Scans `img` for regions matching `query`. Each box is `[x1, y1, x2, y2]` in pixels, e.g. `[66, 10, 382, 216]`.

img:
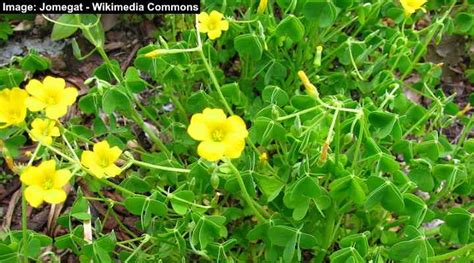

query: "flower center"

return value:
[207, 19, 219, 31]
[211, 129, 225, 142]
[43, 178, 54, 190]
[99, 157, 110, 168]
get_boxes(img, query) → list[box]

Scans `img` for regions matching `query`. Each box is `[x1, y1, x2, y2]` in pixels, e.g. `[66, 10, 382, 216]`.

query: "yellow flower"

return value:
[25, 76, 78, 119]
[29, 118, 60, 145]
[259, 152, 268, 162]
[400, 0, 427, 16]
[257, 0, 268, 14]
[0, 88, 28, 128]
[20, 160, 71, 208]
[198, 11, 229, 40]
[297, 70, 319, 98]
[81, 140, 122, 178]
[187, 108, 248, 161]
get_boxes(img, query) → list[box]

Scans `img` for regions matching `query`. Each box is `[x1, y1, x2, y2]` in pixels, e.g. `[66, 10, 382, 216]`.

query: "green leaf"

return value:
[125, 67, 146, 93]
[234, 34, 263, 61]
[51, 14, 79, 40]
[454, 12, 474, 33]
[268, 225, 297, 247]
[369, 111, 397, 138]
[170, 190, 195, 215]
[408, 162, 434, 192]
[120, 174, 151, 193]
[443, 207, 471, 244]
[78, 93, 99, 114]
[0, 68, 25, 88]
[303, 0, 338, 27]
[339, 232, 369, 257]
[415, 140, 442, 161]
[275, 15, 305, 42]
[250, 117, 286, 145]
[262, 85, 290, 107]
[330, 247, 365, 263]
[102, 88, 132, 114]
[464, 138, 474, 153]
[20, 52, 50, 72]
[403, 193, 427, 227]
[253, 173, 285, 202]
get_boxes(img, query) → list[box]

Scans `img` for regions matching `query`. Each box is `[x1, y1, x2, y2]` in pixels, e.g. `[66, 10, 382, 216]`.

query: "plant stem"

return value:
[198, 49, 233, 115]
[21, 144, 41, 262]
[225, 159, 266, 222]
[131, 159, 190, 173]
[21, 184, 28, 263]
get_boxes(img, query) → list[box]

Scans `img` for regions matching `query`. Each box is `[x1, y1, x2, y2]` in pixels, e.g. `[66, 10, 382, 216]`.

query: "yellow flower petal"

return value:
[24, 185, 44, 208]
[43, 189, 67, 204]
[26, 97, 47, 112]
[43, 76, 66, 91]
[209, 10, 224, 20]
[208, 30, 222, 40]
[93, 140, 111, 155]
[41, 160, 57, 174]
[20, 167, 43, 186]
[198, 12, 210, 33]
[224, 138, 246, 159]
[53, 169, 72, 188]
[202, 108, 227, 127]
[0, 88, 28, 127]
[197, 141, 225, 161]
[80, 150, 96, 169]
[104, 165, 122, 178]
[198, 12, 210, 23]
[25, 79, 46, 99]
[219, 20, 229, 31]
[224, 115, 248, 139]
[187, 113, 211, 141]
[62, 87, 79, 106]
[45, 104, 68, 119]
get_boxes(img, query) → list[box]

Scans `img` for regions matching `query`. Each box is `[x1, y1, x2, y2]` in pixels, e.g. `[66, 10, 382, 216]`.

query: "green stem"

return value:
[22, 144, 41, 262]
[428, 243, 474, 262]
[198, 49, 233, 115]
[225, 160, 266, 222]
[131, 159, 190, 173]
[21, 184, 28, 263]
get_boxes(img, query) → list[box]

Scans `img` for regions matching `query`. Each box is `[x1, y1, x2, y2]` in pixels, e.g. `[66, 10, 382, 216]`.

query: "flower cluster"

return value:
[187, 108, 248, 161]
[0, 76, 78, 146]
[0, 76, 79, 208]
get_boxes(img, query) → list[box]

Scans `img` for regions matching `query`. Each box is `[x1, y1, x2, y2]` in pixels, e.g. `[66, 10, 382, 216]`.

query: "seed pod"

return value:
[211, 173, 220, 189]
[344, 133, 354, 144]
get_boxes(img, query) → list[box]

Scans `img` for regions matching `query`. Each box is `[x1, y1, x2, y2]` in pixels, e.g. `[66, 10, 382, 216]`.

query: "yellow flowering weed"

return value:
[198, 11, 229, 40]
[0, 87, 29, 128]
[29, 118, 60, 145]
[20, 160, 72, 208]
[400, 0, 427, 16]
[187, 108, 248, 161]
[80, 140, 123, 178]
[25, 76, 78, 119]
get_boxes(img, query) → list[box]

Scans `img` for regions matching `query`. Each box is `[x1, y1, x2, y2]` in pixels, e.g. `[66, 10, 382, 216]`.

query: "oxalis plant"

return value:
[0, 0, 473, 262]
